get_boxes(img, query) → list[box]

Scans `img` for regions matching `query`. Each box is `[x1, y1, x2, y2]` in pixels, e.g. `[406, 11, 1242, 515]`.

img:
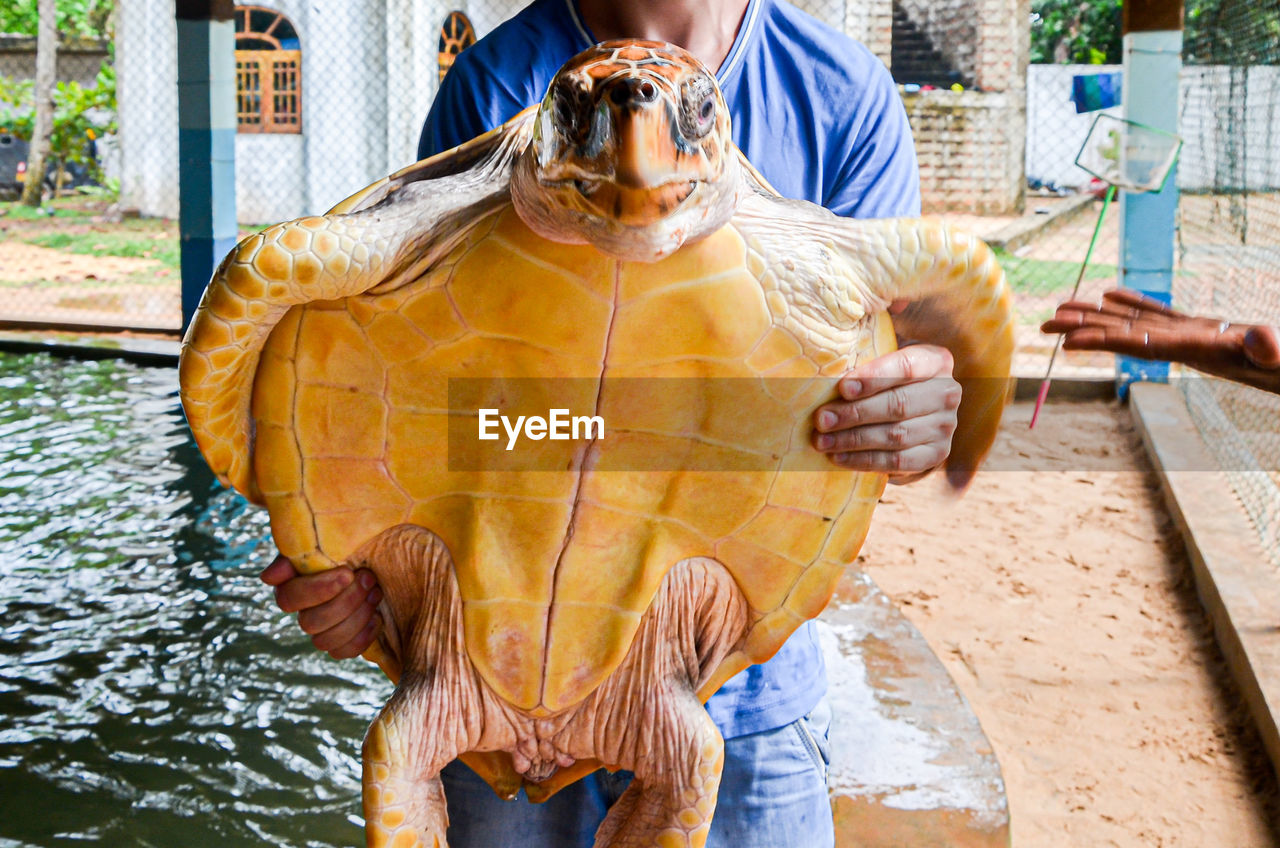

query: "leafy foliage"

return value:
[1032, 0, 1280, 66]
[1030, 0, 1123, 65]
[0, 0, 114, 41]
[1185, 0, 1280, 64]
[1, 62, 117, 187]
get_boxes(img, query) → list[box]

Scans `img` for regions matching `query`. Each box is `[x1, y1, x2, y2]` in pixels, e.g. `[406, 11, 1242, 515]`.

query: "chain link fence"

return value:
[0, 0, 1271, 398]
[1175, 0, 1280, 571]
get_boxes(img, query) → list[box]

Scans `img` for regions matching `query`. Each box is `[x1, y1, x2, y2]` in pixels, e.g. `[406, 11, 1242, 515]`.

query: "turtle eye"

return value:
[551, 76, 593, 146]
[679, 77, 717, 142]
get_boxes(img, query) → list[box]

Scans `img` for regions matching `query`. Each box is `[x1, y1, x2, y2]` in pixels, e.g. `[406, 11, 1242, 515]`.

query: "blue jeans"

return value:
[440, 697, 834, 848]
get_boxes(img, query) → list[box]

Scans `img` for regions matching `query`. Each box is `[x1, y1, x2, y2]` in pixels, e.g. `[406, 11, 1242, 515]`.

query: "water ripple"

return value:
[0, 353, 390, 847]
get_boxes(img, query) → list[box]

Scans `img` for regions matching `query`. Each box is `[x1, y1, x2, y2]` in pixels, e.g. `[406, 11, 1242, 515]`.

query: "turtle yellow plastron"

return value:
[179, 40, 1014, 848]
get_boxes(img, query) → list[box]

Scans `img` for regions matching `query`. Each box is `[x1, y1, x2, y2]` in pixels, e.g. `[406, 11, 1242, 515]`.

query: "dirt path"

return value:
[860, 399, 1280, 846]
[0, 232, 179, 330]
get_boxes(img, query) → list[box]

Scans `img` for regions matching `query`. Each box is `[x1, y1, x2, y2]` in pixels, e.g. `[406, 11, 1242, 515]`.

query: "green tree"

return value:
[0, 0, 114, 41]
[2, 62, 116, 197]
[1031, 0, 1280, 66]
[1031, 0, 1123, 64]
[21, 0, 55, 206]
[1185, 0, 1280, 64]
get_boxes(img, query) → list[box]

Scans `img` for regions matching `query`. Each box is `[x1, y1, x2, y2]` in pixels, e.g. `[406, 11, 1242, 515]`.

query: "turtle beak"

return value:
[600, 76, 670, 190]
[561, 74, 697, 227]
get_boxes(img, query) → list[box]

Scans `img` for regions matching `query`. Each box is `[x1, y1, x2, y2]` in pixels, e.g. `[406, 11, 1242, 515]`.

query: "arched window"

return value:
[437, 11, 476, 83]
[234, 5, 302, 133]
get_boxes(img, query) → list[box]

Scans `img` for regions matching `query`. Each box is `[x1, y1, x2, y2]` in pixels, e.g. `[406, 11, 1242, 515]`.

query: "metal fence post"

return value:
[176, 0, 237, 333]
[1116, 0, 1184, 394]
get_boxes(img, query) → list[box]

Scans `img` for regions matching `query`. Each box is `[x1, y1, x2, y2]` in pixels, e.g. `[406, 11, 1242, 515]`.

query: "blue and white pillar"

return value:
[1116, 0, 1184, 392]
[176, 0, 237, 332]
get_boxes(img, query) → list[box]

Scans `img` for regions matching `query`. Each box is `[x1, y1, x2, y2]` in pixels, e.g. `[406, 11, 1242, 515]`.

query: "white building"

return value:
[116, 0, 528, 223]
[114, 0, 891, 224]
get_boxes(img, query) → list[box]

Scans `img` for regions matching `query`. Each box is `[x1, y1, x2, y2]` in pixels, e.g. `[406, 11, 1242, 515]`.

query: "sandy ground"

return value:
[859, 399, 1280, 847]
[0, 240, 179, 328]
[0, 238, 161, 284]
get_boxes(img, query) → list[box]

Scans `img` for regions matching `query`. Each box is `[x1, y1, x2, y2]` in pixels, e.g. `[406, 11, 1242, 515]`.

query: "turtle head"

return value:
[511, 40, 744, 261]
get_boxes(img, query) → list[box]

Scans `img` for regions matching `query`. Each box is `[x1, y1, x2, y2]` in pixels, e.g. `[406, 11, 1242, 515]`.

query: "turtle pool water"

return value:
[180, 40, 1014, 848]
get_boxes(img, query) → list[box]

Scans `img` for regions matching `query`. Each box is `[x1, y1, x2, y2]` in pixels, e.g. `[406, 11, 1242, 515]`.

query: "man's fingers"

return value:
[835, 345, 955, 401]
[260, 553, 385, 662]
[1044, 291, 1192, 339]
[272, 566, 354, 613]
[816, 375, 961, 432]
[310, 596, 380, 655]
[1041, 306, 1138, 334]
[259, 554, 298, 587]
[1060, 326, 1168, 359]
[823, 443, 951, 476]
[1100, 288, 1179, 315]
[326, 617, 381, 660]
[1061, 325, 1232, 363]
[812, 410, 956, 455]
[296, 569, 379, 636]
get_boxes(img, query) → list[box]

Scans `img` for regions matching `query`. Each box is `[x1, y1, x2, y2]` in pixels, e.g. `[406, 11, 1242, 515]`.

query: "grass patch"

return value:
[1, 202, 97, 221]
[994, 249, 1116, 296]
[21, 229, 180, 270]
[0, 195, 104, 219]
[0, 270, 174, 289]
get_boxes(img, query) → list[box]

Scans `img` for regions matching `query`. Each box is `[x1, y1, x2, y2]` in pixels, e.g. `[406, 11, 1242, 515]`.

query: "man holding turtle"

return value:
[261, 1, 962, 845]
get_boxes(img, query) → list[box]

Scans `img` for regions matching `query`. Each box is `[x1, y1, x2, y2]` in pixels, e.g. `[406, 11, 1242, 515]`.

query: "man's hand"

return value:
[811, 343, 961, 483]
[1042, 289, 1280, 395]
[260, 555, 382, 659]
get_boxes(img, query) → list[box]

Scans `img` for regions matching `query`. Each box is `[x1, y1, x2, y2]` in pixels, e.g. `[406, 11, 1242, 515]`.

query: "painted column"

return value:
[176, 0, 237, 331]
[1116, 0, 1183, 391]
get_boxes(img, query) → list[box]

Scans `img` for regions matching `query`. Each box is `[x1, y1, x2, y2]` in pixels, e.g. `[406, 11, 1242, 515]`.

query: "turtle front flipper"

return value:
[848, 217, 1014, 489]
[731, 181, 1014, 491]
[178, 107, 535, 509]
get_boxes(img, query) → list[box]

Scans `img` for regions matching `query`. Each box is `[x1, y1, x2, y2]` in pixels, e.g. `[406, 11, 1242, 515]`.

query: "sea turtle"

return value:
[180, 40, 1014, 848]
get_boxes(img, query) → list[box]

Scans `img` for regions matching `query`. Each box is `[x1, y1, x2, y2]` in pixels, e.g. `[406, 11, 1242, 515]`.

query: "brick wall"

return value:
[896, 0, 978, 83]
[895, 0, 1029, 214]
[896, 0, 1027, 92]
[905, 90, 1026, 215]
[0, 37, 110, 89]
[792, 0, 893, 65]
[845, 0, 893, 65]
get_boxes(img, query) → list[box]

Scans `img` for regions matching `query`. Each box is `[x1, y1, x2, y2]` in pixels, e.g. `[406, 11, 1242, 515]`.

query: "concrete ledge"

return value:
[0, 330, 181, 367]
[1129, 382, 1280, 779]
[985, 192, 1097, 254]
[821, 572, 1010, 847]
[1012, 374, 1114, 402]
[0, 317, 181, 336]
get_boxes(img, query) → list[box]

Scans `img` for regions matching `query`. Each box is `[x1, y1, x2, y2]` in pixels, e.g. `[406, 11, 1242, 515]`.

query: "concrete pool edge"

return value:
[1129, 381, 1280, 781]
[0, 329, 182, 367]
[820, 571, 1011, 847]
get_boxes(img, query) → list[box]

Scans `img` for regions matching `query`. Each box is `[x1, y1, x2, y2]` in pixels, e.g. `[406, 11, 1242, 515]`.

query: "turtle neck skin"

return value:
[576, 0, 749, 70]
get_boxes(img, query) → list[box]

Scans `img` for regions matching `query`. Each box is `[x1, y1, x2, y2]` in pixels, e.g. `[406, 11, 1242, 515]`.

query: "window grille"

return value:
[234, 5, 302, 133]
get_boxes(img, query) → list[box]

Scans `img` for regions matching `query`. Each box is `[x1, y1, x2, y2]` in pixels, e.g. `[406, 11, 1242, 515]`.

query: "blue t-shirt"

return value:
[417, 0, 921, 738]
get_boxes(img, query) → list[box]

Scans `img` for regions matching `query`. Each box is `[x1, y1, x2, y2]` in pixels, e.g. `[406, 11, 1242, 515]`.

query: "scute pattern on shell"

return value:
[246, 204, 900, 716]
[179, 39, 1015, 848]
